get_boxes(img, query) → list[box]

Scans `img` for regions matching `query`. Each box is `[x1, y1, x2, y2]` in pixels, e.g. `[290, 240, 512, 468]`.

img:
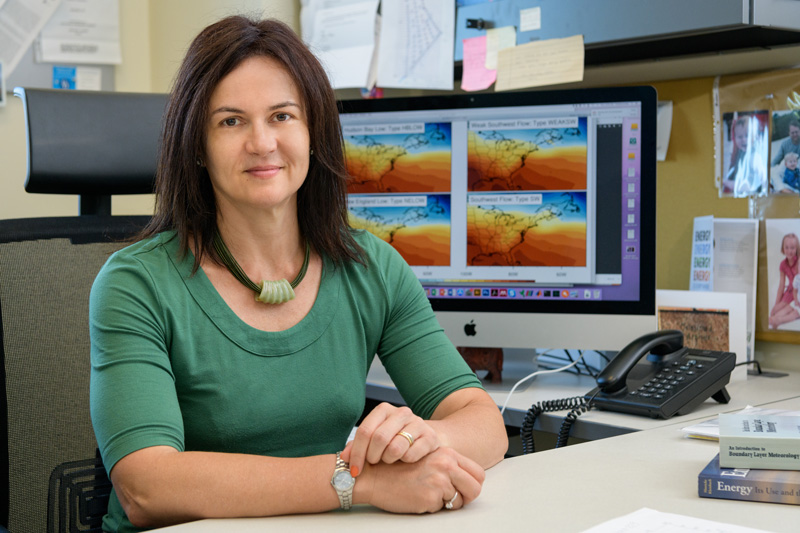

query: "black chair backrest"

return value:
[0, 216, 150, 533]
[13, 87, 167, 215]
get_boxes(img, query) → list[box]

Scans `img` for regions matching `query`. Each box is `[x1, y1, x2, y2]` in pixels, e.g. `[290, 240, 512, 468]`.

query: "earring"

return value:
[196, 157, 203, 166]
[309, 149, 314, 156]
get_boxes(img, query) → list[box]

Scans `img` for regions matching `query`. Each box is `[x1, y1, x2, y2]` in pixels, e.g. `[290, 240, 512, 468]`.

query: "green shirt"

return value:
[90, 229, 481, 532]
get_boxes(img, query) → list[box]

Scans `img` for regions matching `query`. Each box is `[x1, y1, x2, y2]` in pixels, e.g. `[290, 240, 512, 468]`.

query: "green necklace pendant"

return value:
[212, 231, 311, 305]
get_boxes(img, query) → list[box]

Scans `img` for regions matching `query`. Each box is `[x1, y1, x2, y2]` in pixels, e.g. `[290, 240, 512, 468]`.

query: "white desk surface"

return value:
[367, 358, 800, 440]
[154, 396, 800, 532]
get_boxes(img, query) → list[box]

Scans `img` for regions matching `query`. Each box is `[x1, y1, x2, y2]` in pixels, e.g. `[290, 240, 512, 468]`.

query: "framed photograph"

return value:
[765, 219, 800, 332]
[720, 110, 769, 197]
[769, 110, 800, 194]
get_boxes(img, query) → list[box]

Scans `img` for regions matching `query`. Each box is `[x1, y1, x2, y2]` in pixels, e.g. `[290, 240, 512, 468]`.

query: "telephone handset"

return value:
[585, 330, 736, 419]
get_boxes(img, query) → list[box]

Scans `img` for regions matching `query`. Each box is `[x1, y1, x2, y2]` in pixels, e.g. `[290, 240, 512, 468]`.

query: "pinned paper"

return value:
[308, 0, 380, 89]
[520, 7, 541, 32]
[495, 34, 584, 92]
[657, 101, 674, 161]
[461, 35, 496, 92]
[484, 26, 516, 70]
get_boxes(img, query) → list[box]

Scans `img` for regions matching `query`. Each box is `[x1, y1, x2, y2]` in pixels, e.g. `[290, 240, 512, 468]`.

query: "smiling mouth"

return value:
[247, 165, 282, 177]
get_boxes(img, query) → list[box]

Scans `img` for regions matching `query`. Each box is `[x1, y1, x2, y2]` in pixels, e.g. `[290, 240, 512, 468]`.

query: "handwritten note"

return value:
[495, 34, 584, 92]
[461, 35, 496, 92]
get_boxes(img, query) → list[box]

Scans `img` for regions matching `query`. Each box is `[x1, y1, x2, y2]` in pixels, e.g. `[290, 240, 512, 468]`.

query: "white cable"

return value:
[499, 358, 581, 416]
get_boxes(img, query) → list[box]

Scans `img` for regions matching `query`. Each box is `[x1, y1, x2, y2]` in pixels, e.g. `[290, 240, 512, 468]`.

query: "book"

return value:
[699, 454, 800, 506]
[718, 413, 800, 470]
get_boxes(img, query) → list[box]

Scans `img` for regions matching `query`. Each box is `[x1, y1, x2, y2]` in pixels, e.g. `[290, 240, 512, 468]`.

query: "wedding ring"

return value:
[445, 491, 459, 510]
[397, 430, 414, 446]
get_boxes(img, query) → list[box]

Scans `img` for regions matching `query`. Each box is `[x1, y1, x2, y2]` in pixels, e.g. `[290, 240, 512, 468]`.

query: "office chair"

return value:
[0, 88, 166, 533]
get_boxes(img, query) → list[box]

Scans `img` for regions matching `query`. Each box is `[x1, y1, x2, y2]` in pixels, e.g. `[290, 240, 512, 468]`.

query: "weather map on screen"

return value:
[348, 194, 451, 266]
[466, 192, 586, 267]
[344, 122, 452, 193]
[467, 117, 588, 191]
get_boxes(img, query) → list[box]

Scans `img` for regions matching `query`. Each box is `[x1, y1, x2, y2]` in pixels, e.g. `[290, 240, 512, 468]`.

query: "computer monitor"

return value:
[339, 86, 657, 353]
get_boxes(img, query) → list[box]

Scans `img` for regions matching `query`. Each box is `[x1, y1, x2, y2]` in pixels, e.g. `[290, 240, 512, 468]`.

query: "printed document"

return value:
[35, 0, 121, 65]
[0, 0, 61, 75]
[377, 0, 454, 90]
[307, 0, 379, 89]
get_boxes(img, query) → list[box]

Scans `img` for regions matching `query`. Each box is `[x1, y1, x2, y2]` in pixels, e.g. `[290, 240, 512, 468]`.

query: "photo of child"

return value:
[769, 111, 800, 194]
[766, 220, 800, 331]
[721, 110, 769, 198]
[780, 152, 800, 193]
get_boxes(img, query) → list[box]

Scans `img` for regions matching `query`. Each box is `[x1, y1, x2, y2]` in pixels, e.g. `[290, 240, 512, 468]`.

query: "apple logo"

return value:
[464, 320, 476, 336]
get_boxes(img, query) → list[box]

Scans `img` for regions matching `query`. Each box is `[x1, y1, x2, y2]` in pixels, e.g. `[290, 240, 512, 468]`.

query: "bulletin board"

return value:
[714, 68, 800, 343]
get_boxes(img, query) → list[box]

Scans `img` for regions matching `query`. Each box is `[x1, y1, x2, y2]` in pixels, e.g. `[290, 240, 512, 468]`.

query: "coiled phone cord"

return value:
[520, 395, 597, 454]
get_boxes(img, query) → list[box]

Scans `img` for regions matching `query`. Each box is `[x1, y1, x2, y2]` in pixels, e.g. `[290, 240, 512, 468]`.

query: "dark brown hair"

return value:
[140, 15, 363, 269]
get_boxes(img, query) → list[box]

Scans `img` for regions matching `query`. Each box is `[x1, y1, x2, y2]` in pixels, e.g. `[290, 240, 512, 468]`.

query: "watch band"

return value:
[331, 452, 355, 510]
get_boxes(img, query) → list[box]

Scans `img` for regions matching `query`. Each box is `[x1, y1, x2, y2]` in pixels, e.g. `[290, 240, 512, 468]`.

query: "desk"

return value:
[368, 358, 800, 440]
[153, 397, 800, 532]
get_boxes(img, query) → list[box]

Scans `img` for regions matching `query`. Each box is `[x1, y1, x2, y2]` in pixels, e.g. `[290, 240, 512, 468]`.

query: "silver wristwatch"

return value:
[331, 452, 355, 510]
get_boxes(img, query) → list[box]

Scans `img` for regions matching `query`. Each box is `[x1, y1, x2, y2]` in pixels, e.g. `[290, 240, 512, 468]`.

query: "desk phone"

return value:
[585, 330, 736, 419]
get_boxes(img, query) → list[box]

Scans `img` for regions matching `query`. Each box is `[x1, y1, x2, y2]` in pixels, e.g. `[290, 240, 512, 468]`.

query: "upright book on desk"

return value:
[699, 454, 800, 506]
[718, 413, 800, 470]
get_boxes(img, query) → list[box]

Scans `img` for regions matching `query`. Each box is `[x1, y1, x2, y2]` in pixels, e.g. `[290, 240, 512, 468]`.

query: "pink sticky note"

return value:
[461, 36, 497, 92]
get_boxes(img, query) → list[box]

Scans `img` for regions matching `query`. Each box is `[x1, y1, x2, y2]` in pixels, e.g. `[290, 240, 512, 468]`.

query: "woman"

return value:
[89, 15, 507, 532]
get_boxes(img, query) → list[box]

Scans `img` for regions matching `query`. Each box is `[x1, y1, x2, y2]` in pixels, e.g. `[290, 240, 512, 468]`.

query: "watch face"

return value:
[333, 470, 355, 490]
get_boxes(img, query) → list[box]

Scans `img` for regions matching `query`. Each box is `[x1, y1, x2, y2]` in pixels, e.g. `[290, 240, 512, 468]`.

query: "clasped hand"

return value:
[340, 403, 484, 513]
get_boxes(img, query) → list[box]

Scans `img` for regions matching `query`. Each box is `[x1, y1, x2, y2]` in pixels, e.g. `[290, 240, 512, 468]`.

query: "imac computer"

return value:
[339, 86, 657, 353]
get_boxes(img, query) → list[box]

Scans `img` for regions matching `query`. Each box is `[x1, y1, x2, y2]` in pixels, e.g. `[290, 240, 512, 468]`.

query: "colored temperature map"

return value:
[467, 192, 587, 267]
[345, 123, 451, 193]
[468, 118, 588, 191]
[349, 194, 451, 266]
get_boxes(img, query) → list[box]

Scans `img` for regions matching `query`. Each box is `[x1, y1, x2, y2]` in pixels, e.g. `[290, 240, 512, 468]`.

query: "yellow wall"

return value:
[649, 77, 750, 291]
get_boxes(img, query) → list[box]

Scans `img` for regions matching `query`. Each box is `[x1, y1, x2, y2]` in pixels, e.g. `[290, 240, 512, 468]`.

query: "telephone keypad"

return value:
[624, 353, 716, 404]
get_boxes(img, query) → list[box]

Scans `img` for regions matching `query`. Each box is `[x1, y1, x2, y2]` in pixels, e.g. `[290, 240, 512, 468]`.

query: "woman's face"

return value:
[204, 55, 310, 216]
[733, 122, 748, 152]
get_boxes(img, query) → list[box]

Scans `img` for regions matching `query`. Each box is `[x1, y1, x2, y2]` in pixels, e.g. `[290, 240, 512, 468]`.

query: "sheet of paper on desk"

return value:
[581, 507, 773, 533]
[681, 405, 800, 441]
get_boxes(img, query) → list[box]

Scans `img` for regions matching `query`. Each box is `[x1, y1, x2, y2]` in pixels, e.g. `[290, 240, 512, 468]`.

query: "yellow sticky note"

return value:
[485, 26, 517, 70]
[495, 34, 584, 92]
